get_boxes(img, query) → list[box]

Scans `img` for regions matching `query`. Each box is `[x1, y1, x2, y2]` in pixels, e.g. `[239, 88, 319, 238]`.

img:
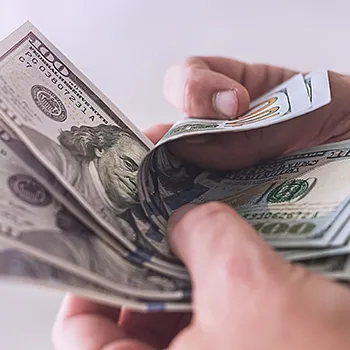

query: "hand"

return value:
[52, 59, 350, 349]
[52, 295, 190, 349]
[52, 202, 350, 349]
[159, 57, 350, 169]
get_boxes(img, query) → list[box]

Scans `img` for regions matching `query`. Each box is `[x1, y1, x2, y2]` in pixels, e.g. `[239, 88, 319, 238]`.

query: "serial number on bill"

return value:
[241, 211, 319, 220]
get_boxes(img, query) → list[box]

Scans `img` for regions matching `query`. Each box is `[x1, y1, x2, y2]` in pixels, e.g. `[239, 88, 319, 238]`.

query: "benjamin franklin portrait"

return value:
[57, 124, 147, 211]
[20, 123, 172, 256]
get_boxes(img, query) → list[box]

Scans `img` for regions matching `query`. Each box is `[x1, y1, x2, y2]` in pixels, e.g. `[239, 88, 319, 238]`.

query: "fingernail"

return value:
[184, 135, 213, 144]
[168, 204, 199, 233]
[213, 90, 238, 118]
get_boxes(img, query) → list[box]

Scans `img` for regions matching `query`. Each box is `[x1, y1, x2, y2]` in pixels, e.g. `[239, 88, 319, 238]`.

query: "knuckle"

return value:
[223, 245, 264, 282]
[184, 202, 230, 225]
[164, 56, 208, 114]
[221, 252, 252, 283]
[183, 67, 202, 112]
[199, 201, 229, 215]
[163, 63, 181, 97]
[183, 56, 204, 68]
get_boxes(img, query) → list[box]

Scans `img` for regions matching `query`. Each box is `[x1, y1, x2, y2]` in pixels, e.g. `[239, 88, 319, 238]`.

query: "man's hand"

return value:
[52, 203, 350, 350]
[162, 57, 350, 169]
[52, 58, 350, 349]
[166, 203, 350, 350]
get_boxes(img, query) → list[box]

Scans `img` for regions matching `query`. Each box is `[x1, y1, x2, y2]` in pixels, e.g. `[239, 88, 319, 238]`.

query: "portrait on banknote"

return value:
[0, 25, 166, 254]
[57, 124, 147, 211]
[18, 123, 164, 249]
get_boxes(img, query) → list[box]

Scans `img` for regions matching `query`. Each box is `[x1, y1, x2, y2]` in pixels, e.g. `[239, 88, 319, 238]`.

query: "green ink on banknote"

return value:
[267, 179, 310, 203]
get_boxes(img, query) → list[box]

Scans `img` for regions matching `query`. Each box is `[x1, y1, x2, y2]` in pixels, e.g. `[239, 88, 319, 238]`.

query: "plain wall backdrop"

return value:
[1, 0, 349, 348]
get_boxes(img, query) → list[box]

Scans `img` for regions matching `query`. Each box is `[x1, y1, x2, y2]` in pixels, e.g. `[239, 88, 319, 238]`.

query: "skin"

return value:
[94, 134, 148, 208]
[53, 57, 350, 350]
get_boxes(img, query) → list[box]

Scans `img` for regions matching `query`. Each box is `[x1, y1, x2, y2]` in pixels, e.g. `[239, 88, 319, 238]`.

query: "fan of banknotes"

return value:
[0, 21, 349, 312]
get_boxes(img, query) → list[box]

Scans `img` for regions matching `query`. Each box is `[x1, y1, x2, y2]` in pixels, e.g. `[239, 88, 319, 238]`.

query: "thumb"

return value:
[168, 202, 288, 316]
[164, 56, 297, 119]
[164, 57, 251, 118]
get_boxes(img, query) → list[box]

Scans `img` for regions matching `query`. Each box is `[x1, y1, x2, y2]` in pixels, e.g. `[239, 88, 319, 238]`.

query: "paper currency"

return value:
[298, 254, 350, 281]
[0, 118, 188, 280]
[142, 139, 350, 248]
[0, 130, 192, 301]
[0, 21, 185, 274]
[0, 243, 191, 312]
[1, 21, 349, 312]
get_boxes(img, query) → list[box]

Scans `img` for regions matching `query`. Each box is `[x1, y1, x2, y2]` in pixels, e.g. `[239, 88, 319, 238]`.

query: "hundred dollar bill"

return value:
[0, 22, 185, 271]
[282, 230, 350, 261]
[287, 246, 350, 262]
[0, 22, 334, 263]
[227, 141, 350, 248]
[0, 243, 191, 312]
[0, 23, 194, 274]
[0, 22, 339, 309]
[0, 132, 191, 300]
[299, 254, 350, 281]
[141, 139, 350, 249]
[0, 118, 188, 280]
[0, 118, 122, 250]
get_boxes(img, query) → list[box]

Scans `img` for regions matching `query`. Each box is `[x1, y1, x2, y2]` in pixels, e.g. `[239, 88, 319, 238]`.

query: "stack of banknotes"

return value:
[0, 22, 349, 312]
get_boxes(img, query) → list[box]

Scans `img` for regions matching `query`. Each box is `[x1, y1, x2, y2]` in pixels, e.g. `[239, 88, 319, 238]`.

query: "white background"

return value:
[1, 0, 350, 348]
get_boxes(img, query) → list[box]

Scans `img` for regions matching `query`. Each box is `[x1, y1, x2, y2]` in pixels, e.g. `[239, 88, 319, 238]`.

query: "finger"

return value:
[54, 294, 120, 323]
[52, 294, 124, 350]
[143, 124, 172, 144]
[168, 203, 289, 316]
[119, 310, 191, 349]
[198, 56, 296, 99]
[164, 57, 250, 118]
[167, 122, 288, 170]
[167, 71, 350, 170]
[164, 56, 295, 118]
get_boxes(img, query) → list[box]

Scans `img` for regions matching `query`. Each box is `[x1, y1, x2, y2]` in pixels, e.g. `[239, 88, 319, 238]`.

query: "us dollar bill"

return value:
[282, 235, 350, 262]
[299, 254, 350, 281]
[0, 128, 192, 301]
[225, 141, 350, 248]
[0, 243, 191, 312]
[0, 118, 188, 280]
[0, 22, 343, 310]
[0, 21, 181, 272]
[141, 139, 350, 250]
[0, 22, 334, 263]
